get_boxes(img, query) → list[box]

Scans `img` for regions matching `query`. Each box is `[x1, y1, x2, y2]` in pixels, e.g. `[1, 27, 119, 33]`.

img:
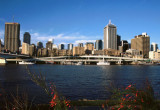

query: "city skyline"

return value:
[0, 0, 160, 47]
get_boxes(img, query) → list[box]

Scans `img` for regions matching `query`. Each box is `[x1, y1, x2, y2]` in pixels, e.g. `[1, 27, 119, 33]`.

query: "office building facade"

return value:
[59, 44, 65, 50]
[46, 41, 53, 50]
[4, 23, 20, 53]
[131, 32, 150, 58]
[22, 42, 29, 55]
[68, 43, 73, 50]
[117, 35, 121, 50]
[29, 44, 36, 56]
[95, 40, 103, 50]
[151, 43, 158, 52]
[73, 47, 85, 56]
[78, 43, 83, 47]
[23, 32, 31, 44]
[104, 20, 117, 50]
[37, 42, 43, 49]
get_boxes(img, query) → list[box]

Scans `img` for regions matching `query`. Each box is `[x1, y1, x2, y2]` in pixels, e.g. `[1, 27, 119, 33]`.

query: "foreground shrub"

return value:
[27, 66, 71, 110]
[105, 80, 159, 110]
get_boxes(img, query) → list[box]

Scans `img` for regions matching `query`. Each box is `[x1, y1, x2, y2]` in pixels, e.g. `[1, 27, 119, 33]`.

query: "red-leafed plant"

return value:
[105, 80, 159, 110]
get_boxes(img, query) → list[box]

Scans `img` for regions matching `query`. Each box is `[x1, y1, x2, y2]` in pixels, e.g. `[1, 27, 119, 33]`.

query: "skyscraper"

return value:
[78, 43, 83, 47]
[4, 23, 20, 53]
[46, 41, 53, 50]
[117, 35, 121, 50]
[37, 41, 43, 49]
[131, 32, 150, 58]
[104, 20, 117, 50]
[59, 44, 65, 50]
[85, 42, 94, 51]
[121, 40, 129, 52]
[29, 44, 36, 56]
[22, 42, 29, 55]
[68, 43, 73, 50]
[151, 43, 158, 52]
[23, 32, 31, 44]
[95, 40, 103, 50]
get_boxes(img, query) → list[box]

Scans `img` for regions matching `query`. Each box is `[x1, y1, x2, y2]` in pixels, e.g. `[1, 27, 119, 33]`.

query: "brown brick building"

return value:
[131, 33, 150, 58]
[73, 47, 85, 56]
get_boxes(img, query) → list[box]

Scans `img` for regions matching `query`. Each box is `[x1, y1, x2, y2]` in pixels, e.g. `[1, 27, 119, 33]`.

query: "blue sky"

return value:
[0, 0, 160, 48]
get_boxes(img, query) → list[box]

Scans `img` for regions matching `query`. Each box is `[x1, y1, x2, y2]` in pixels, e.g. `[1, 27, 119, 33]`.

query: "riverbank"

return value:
[9, 100, 159, 110]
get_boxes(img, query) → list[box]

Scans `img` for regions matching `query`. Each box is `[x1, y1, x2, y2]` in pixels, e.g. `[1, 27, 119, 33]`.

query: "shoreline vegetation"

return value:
[0, 66, 160, 110]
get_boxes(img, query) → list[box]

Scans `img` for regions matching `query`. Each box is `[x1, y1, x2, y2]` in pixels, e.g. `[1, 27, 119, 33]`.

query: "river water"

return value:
[0, 64, 160, 104]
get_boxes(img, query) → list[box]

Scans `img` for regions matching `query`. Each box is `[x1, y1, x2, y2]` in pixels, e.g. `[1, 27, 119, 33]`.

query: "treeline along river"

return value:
[0, 64, 160, 104]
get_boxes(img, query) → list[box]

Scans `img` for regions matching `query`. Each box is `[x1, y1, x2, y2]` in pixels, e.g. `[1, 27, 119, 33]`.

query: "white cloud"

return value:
[31, 32, 39, 37]
[20, 30, 101, 47]
[0, 30, 4, 44]
[1, 39, 4, 44]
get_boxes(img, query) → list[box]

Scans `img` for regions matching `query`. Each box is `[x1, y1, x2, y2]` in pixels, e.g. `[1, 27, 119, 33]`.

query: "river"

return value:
[0, 64, 160, 104]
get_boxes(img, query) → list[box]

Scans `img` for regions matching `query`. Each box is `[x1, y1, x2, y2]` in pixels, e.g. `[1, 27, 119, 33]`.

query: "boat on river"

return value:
[19, 61, 35, 65]
[97, 61, 110, 65]
[0, 58, 7, 65]
[75, 62, 83, 65]
[97, 53, 110, 65]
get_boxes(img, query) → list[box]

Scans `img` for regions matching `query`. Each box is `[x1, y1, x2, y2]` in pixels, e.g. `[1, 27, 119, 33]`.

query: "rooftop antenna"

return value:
[13, 16, 14, 23]
[109, 19, 111, 24]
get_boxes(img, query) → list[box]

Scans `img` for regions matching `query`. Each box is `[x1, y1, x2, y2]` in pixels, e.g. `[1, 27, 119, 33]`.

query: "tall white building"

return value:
[151, 43, 158, 52]
[104, 20, 117, 50]
[68, 43, 73, 50]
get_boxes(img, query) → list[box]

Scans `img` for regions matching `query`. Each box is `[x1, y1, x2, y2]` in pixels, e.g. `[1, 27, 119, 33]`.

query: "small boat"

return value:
[76, 62, 83, 65]
[0, 58, 7, 65]
[19, 61, 34, 65]
[97, 61, 110, 65]
[97, 53, 110, 65]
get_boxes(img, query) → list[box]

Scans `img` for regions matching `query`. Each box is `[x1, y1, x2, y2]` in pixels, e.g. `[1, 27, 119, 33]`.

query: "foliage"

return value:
[0, 85, 33, 110]
[105, 80, 159, 110]
[26, 66, 71, 110]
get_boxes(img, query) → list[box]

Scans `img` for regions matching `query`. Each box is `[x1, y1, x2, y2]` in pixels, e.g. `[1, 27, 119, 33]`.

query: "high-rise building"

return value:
[84, 42, 94, 54]
[68, 43, 73, 50]
[151, 43, 158, 52]
[23, 32, 31, 44]
[22, 42, 29, 55]
[104, 20, 117, 50]
[4, 23, 20, 53]
[131, 32, 150, 58]
[95, 40, 102, 50]
[117, 35, 121, 50]
[59, 44, 65, 50]
[37, 42, 43, 49]
[52, 44, 58, 49]
[73, 47, 85, 56]
[85, 42, 94, 51]
[29, 44, 36, 56]
[46, 41, 53, 50]
[48, 38, 54, 44]
[119, 40, 129, 53]
[78, 43, 83, 47]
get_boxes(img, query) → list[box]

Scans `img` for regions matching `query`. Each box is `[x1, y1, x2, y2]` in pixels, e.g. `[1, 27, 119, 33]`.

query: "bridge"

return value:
[35, 55, 148, 65]
[1, 52, 159, 65]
